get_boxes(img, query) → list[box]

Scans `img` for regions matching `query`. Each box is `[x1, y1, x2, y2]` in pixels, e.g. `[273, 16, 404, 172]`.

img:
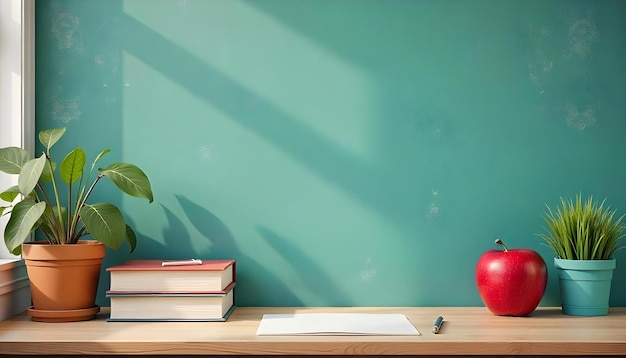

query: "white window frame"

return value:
[0, 0, 35, 262]
[0, 1, 34, 320]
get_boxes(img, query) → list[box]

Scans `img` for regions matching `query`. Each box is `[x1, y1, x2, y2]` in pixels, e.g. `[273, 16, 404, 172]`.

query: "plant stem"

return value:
[35, 182, 59, 244]
[68, 174, 102, 243]
[45, 153, 66, 244]
[66, 171, 72, 244]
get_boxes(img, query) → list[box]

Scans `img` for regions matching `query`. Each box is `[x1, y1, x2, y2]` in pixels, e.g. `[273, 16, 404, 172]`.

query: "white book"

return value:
[107, 283, 235, 322]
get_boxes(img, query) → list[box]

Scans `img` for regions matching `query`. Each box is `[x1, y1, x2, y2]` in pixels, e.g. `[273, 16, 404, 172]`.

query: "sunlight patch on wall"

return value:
[122, 0, 378, 162]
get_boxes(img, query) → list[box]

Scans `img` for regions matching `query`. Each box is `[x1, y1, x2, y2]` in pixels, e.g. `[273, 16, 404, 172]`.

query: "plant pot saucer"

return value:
[27, 305, 100, 322]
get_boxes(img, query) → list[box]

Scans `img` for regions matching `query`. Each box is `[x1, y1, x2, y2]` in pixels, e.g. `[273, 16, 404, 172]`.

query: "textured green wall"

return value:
[35, 0, 626, 307]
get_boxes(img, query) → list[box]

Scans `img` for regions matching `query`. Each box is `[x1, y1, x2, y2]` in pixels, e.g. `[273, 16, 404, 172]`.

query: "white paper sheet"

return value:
[256, 313, 420, 335]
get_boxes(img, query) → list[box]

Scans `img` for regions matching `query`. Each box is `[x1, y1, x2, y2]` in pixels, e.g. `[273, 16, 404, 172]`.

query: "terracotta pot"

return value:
[22, 240, 105, 322]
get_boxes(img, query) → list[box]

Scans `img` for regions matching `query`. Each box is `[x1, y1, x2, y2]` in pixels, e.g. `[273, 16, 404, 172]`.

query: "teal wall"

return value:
[35, 0, 626, 307]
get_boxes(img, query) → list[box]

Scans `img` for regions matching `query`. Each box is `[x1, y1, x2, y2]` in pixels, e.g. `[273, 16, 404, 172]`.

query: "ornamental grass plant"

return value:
[539, 194, 626, 260]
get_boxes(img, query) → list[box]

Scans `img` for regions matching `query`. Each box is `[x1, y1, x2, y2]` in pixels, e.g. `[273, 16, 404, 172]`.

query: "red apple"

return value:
[476, 239, 547, 316]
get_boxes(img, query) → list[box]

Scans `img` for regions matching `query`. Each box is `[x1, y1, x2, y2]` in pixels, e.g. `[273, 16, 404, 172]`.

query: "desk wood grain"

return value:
[1, 307, 625, 356]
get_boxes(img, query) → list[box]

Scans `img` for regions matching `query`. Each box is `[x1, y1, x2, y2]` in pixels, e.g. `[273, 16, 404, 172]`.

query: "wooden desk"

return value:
[1, 306, 625, 356]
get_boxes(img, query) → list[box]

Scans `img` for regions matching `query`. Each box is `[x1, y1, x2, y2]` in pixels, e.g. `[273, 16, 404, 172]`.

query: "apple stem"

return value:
[495, 238, 509, 252]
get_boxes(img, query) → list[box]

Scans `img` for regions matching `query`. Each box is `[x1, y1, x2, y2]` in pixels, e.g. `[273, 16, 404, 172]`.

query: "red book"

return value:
[106, 259, 235, 293]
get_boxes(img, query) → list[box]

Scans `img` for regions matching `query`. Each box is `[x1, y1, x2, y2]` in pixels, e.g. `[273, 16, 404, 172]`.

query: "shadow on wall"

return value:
[118, 12, 427, 233]
[38, 0, 626, 307]
[176, 194, 345, 306]
[115, 10, 436, 304]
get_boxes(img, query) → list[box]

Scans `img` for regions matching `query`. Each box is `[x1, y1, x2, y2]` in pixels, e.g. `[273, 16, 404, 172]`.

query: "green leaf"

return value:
[4, 200, 46, 255]
[60, 148, 86, 185]
[125, 224, 137, 253]
[40, 161, 57, 182]
[80, 203, 126, 249]
[91, 149, 111, 171]
[100, 163, 154, 203]
[0, 147, 31, 174]
[38, 128, 66, 150]
[0, 186, 20, 203]
[18, 154, 46, 196]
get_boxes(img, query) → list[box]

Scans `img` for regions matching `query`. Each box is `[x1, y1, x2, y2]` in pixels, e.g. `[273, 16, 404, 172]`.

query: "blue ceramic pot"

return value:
[554, 258, 616, 316]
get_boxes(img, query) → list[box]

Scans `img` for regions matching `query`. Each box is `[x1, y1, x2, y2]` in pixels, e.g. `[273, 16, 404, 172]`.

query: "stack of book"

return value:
[106, 259, 236, 322]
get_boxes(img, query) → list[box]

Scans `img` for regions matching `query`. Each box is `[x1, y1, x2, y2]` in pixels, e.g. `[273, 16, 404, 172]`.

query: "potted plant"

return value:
[0, 127, 153, 322]
[539, 194, 625, 316]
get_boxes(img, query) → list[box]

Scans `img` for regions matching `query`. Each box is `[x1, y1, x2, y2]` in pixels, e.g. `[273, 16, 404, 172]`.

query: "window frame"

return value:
[0, 0, 35, 262]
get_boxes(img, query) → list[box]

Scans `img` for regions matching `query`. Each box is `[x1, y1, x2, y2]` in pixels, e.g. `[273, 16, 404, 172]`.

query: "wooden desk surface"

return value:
[1, 306, 625, 356]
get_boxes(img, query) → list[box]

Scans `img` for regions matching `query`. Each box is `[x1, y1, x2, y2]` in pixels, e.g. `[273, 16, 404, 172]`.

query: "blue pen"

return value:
[432, 316, 444, 334]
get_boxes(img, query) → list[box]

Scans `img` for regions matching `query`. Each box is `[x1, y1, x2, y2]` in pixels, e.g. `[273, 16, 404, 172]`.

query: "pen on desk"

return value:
[432, 316, 444, 334]
[161, 259, 203, 267]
